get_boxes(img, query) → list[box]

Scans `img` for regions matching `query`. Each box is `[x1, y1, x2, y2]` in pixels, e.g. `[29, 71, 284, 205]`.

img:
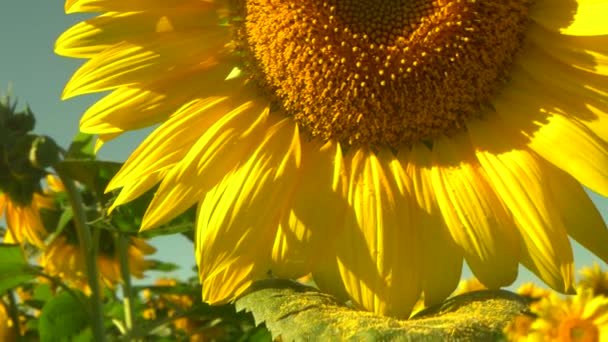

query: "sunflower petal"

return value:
[65, 0, 212, 13]
[196, 121, 299, 303]
[57, 9, 218, 58]
[431, 134, 519, 289]
[468, 115, 575, 293]
[545, 163, 608, 264]
[494, 62, 608, 197]
[527, 23, 608, 76]
[271, 140, 347, 279]
[62, 28, 230, 99]
[336, 149, 421, 318]
[107, 97, 229, 194]
[140, 101, 272, 230]
[531, 0, 608, 36]
[405, 145, 463, 307]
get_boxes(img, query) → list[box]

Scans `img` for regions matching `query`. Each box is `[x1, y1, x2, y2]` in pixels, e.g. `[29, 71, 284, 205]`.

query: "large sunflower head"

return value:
[58, 0, 608, 318]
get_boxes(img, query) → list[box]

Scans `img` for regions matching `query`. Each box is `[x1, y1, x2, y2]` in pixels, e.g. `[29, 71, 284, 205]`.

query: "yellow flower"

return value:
[142, 278, 217, 340]
[57, 0, 608, 317]
[517, 282, 552, 301]
[40, 234, 156, 293]
[0, 192, 53, 248]
[579, 263, 608, 297]
[504, 314, 536, 342]
[527, 288, 608, 341]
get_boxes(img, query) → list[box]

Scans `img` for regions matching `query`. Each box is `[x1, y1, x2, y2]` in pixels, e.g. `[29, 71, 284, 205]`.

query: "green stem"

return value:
[55, 168, 106, 342]
[6, 291, 24, 342]
[117, 233, 135, 339]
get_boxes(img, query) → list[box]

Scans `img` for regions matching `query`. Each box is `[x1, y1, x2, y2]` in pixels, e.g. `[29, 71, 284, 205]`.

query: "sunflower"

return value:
[579, 263, 608, 297]
[527, 288, 608, 341]
[0, 192, 53, 248]
[503, 314, 536, 342]
[40, 233, 156, 293]
[517, 282, 553, 305]
[57, 0, 608, 318]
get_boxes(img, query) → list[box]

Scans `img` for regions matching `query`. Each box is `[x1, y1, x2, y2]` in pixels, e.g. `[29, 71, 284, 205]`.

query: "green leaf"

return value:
[238, 325, 272, 342]
[65, 132, 95, 160]
[71, 328, 93, 342]
[149, 260, 180, 272]
[39, 290, 90, 342]
[235, 279, 529, 341]
[0, 244, 36, 294]
[54, 160, 122, 199]
[34, 283, 53, 302]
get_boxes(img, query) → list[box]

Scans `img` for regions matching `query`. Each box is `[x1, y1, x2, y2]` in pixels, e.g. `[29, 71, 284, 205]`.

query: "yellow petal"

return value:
[107, 97, 229, 192]
[109, 172, 164, 212]
[80, 64, 244, 135]
[93, 132, 120, 152]
[468, 115, 575, 293]
[526, 23, 608, 76]
[65, 0, 213, 13]
[495, 62, 608, 197]
[563, 1, 608, 36]
[271, 140, 346, 278]
[531, 0, 608, 36]
[57, 9, 218, 58]
[336, 148, 421, 318]
[516, 40, 608, 100]
[140, 101, 272, 230]
[196, 121, 299, 303]
[405, 144, 463, 307]
[62, 28, 230, 99]
[431, 134, 519, 289]
[545, 162, 608, 264]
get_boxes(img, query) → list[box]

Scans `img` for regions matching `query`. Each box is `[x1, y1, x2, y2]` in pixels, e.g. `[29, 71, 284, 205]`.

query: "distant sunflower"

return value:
[579, 263, 608, 297]
[503, 314, 535, 342]
[58, 0, 608, 317]
[528, 288, 608, 341]
[40, 233, 156, 293]
[517, 282, 552, 302]
[0, 192, 52, 248]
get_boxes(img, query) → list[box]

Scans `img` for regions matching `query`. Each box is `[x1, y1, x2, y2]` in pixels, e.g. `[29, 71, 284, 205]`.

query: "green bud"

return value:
[8, 109, 36, 134]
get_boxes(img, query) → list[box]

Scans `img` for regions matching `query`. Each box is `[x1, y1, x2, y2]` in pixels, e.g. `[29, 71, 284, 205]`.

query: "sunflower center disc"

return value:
[243, 0, 531, 147]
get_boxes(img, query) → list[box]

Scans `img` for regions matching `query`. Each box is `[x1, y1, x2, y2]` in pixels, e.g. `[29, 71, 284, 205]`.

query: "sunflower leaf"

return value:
[54, 160, 122, 200]
[0, 244, 37, 295]
[65, 132, 95, 160]
[148, 260, 180, 272]
[235, 279, 528, 341]
[39, 290, 90, 342]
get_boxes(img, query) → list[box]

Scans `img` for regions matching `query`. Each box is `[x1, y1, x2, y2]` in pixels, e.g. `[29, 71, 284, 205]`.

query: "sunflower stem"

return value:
[7, 290, 24, 342]
[117, 233, 135, 339]
[55, 169, 106, 342]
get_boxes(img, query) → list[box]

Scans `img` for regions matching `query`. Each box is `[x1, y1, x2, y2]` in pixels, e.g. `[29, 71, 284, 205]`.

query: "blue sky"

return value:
[1, 1, 606, 288]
